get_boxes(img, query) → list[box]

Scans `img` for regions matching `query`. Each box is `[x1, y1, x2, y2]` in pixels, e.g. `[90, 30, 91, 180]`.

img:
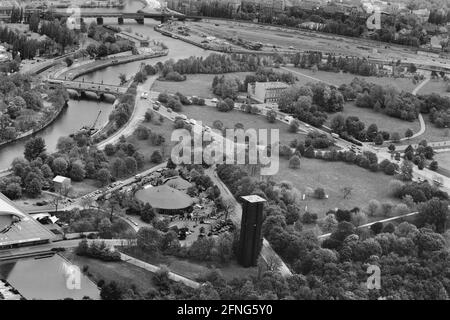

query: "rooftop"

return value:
[242, 195, 267, 203]
[0, 192, 55, 248]
[52, 175, 70, 183]
[135, 185, 193, 210]
[255, 81, 289, 89]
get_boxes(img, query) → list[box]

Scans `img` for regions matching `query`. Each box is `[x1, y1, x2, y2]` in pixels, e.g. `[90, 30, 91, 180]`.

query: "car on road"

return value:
[141, 92, 148, 99]
[153, 104, 160, 110]
[167, 108, 173, 113]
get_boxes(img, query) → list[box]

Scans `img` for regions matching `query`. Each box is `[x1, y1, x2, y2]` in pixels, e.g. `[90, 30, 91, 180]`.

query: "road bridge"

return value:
[39, 8, 185, 24]
[46, 79, 127, 98]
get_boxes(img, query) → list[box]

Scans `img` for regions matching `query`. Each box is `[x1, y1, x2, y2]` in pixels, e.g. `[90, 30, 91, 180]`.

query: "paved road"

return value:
[120, 252, 200, 289]
[318, 211, 419, 239]
[47, 79, 127, 95]
[95, 76, 159, 150]
[396, 77, 429, 142]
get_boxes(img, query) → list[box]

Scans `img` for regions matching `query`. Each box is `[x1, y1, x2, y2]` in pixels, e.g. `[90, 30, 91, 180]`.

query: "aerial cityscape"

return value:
[0, 0, 449, 304]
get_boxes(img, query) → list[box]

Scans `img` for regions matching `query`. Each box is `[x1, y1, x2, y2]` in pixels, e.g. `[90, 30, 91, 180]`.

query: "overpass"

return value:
[46, 79, 127, 98]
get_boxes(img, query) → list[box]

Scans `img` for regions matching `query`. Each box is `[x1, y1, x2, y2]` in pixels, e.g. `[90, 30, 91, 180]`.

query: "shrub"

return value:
[288, 155, 301, 169]
[366, 199, 381, 217]
[314, 187, 326, 199]
[301, 212, 318, 224]
[388, 180, 404, 197]
[370, 222, 383, 234]
[429, 161, 438, 171]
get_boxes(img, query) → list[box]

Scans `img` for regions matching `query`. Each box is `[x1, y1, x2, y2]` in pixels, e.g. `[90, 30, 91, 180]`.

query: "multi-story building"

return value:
[237, 195, 265, 267]
[412, 8, 430, 23]
[0, 0, 20, 22]
[247, 81, 289, 104]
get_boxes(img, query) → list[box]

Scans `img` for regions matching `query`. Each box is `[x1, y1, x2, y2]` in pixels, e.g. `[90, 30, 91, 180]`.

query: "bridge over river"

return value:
[35, 7, 186, 24]
[46, 79, 127, 97]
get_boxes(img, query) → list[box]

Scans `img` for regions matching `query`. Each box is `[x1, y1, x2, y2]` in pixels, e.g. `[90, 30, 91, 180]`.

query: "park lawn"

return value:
[398, 117, 449, 145]
[13, 192, 58, 212]
[275, 157, 400, 217]
[151, 72, 252, 99]
[180, 105, 305, 146]
[285, 66, 418, 92]
[126, 115, 177, 166]
[70, 179, 99, 198]
[121, 247, 257, 282]
[63, 249, 157, 295]
[434, 151, 450, 172]
[327, 102, 420, 136]
[417, 79, 450, 96]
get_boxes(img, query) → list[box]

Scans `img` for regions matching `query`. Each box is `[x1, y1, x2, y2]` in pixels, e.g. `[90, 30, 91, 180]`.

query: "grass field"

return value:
[180, 105, 305, 146]
[434, 151, 450, 172]
[70, 179, 99, 198]
[126, 113, 177, 166]
[327, 102, 421, 136]
[121, 247, 257, 282]
[285, 66, 418, 92]
[399, 117, 450, 145]
[151, 72, 252, 98]
[417, 79, 450, 96]
[63, 249, 157, 295]
[275, 157, 400, 217]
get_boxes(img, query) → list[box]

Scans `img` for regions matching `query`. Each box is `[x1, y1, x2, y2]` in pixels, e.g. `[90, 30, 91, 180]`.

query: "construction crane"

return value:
[78, 110, 102, 136]
[91, 110, 102, 130]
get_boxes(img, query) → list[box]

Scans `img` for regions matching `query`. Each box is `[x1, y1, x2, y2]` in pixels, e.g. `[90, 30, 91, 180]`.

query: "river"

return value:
[0, 6, 209, 170]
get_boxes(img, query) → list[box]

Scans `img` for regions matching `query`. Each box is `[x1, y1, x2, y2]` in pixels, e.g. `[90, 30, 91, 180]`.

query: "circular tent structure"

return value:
[135, 185, 194, 214]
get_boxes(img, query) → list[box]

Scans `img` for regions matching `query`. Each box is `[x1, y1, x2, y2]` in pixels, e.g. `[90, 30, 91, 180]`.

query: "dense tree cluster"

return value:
[0, 74, 68, 143]
[86, 22, 133, 58]
[149, 53, 277, 79]
[76, 239, 121, 261]
[293, 52, 378, 76]
[419, 93, 450, 128]
[278, 82, 343, 127]
[215, 163, 450, 299]
[347, 78, 419, 121]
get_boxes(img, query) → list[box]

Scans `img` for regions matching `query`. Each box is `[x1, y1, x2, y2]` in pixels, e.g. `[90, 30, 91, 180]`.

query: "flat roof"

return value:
[241, 195, 266, 203]
[255, 81, 289, 89]
[52, 175, 70, 183]
[0, 192, 54, 248]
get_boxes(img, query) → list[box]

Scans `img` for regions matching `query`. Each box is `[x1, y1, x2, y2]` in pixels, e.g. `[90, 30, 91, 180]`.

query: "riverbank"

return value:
[154, 25, 282, 55]
[58, 50, 169, 81]
[0, 100, 68, 149]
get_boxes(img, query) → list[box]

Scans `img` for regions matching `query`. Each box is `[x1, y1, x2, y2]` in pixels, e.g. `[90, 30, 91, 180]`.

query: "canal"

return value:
[0, 8, 209, 170]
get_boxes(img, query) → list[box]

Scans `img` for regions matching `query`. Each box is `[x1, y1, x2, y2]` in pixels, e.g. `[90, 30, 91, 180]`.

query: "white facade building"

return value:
[247, 81, 289, 103]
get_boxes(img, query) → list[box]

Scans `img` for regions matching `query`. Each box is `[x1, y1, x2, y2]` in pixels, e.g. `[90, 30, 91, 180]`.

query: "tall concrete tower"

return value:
[237, 195, 266, 267]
